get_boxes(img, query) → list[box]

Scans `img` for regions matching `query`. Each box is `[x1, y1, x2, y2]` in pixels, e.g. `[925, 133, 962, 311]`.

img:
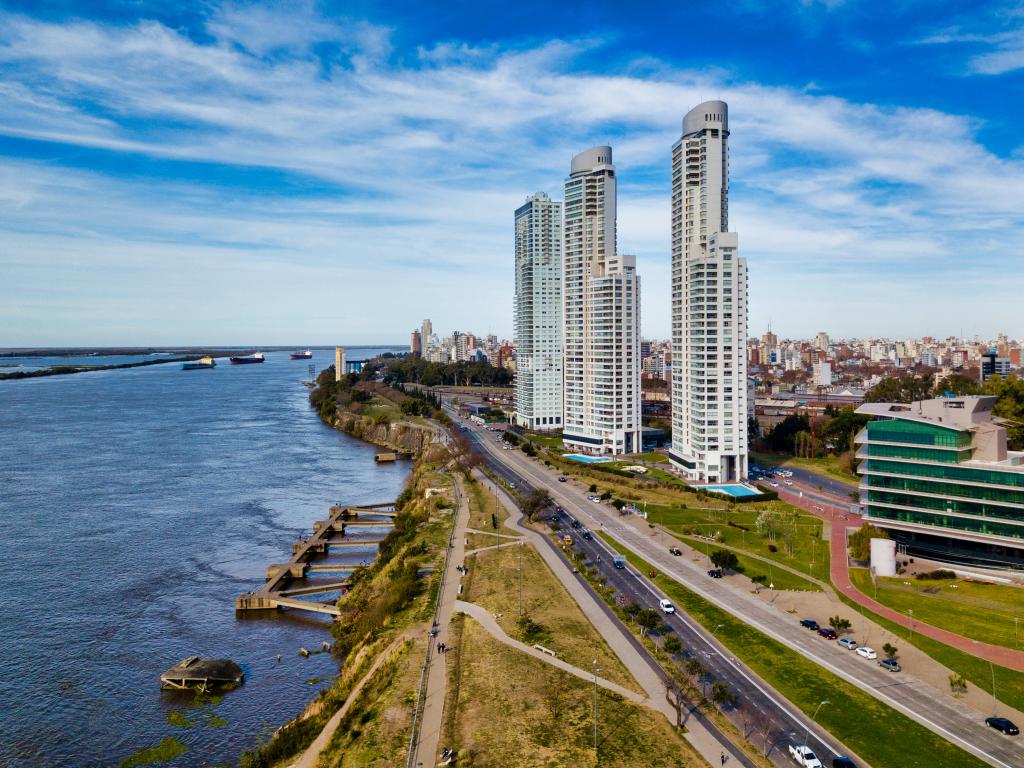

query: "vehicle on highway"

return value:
[785, 480, 794, 486]
[985, 716, 1020, 735]
[558, 476, 567, 482]
[613, 554, 626, 569]
[856, 646, 877, 660]
[832, 757, 857, 768]
[707, 569, 723, 578]
[837, 637, 858, 650]
[800, 618, 819, 630]
[770, 481, 780, 487]
[659, 598, 676, 614]
[569, 517, 581, 529]
[589, 496, 601, 503]
[508, 483, 516, 490]
[581, 529, 593, 540]
[669, 547, 683, 556]
[817, 627, 838, 640]
[789, 744, 823, 768]
[878, 658, 901, 672]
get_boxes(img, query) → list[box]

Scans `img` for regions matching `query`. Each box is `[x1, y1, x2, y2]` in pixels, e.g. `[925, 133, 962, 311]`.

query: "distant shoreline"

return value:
[0, 345, 407, 359]
[0, 354, 223, 381]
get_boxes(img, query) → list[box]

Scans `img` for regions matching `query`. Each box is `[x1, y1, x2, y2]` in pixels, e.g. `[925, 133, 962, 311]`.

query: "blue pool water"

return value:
[563, 453, 614, 464]
[702, 483, 761, 497]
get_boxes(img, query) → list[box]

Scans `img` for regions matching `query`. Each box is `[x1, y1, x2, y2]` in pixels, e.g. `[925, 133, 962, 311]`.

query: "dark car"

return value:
[558, 476, 567, 482]
[707, 569, 723, 578]
[986, 717, 1020, 735]
[581, 530, 593, 540]
[832, 758, 857, 768]
[570, 518, 582, 529]
[817, 627, 838, 640]
[800, 618, 819, 630]
[878, 658, 901, 672]
[669, 547, 683, 556]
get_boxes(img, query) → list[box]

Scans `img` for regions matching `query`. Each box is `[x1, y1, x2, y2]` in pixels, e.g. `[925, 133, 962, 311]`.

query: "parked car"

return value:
[837, 637, 858, 650]
[788, 744, 823, 768]
[770, 481, 780, 488]
[558, 476, 567, 482]
[659, 598, 676, 614]
[800, 618, 819, 630]
[817, 627, 838, 640]
[707, 569, 723, 578]
[878, 658, 901, 672]
[832, 757, 857, 768]
[985, 717, 1020, 735]
[856, 646, 877, 660]
[669, 547, 683, 556]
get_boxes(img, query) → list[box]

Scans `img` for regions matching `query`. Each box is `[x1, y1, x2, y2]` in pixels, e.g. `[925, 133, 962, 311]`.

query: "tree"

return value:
[828, 616, 852, 634]
[883, 642, 898, 660]
[949, 673, 968, 695]
[983, 373, 1024, 450]
[848, 523, 888, 561]
[710, 681, 737, 709]
[636, 608, 660, 637]
[665, 681, 690, 728]
[663, 635, 684, 655]
[710, 549, 740, 572]
[865, 373, 934, 404]
[934, 373, 981, 397]
[521, 489, 551, 521]
[622, 601, 641, 620]
[685, 657, 706, 682]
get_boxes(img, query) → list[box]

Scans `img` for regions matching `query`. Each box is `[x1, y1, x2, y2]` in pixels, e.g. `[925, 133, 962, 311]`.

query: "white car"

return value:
[789, 744, 822, 768]
[770, 481, 780, 488]
[856, 646, 877, 660]
[659, 599, 676, 614]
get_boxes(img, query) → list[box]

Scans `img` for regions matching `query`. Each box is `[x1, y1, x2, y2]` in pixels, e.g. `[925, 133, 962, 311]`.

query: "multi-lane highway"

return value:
[455, 414, 1024, 768]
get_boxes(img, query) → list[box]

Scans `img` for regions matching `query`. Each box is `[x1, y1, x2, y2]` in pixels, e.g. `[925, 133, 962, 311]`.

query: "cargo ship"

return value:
[289, 350, 313, 360]
[182, 356, 216, 370]
[230, 352, 265, 365]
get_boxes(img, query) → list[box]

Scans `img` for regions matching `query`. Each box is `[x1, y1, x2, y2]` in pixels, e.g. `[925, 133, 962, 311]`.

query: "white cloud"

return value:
[0, 7, 1022, 344]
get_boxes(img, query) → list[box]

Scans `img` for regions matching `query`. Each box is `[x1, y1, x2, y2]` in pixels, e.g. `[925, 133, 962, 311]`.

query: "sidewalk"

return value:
[410, 475, 471, 767]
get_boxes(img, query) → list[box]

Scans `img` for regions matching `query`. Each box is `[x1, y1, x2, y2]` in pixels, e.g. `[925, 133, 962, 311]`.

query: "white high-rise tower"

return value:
[562, 147, 641, 455]
[514, 191, 563, 431]
[670, 101, 749, 482]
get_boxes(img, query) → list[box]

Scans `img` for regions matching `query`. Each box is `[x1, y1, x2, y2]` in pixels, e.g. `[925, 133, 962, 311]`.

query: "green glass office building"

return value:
[856, 396, 1024, 569]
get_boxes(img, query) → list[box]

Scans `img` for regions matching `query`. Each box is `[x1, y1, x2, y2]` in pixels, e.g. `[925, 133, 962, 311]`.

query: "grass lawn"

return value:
[599, 533, 989, 768]
[525, 432, 565, 451]
[445, 620, 705, 767]
[649, 504, 829, 586]
[465, 477, 510, 532]
[464, 538, 639, 692]
[834, 588, 1024, 715]
[751, 451, 859, 489]
[848, 568, 1024, 651]
[632, 451, 671, 464]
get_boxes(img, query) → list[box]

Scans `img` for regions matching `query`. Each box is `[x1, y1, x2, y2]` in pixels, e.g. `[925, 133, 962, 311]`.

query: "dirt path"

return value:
[289, 634, 412, 768]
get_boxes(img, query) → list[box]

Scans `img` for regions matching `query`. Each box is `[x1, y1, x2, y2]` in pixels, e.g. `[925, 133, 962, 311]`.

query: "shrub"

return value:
[916, 569, 956, 580]
[710, 549, 740, 571]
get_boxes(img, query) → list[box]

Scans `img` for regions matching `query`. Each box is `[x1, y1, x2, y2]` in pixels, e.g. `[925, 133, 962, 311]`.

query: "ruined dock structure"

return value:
[235, 502, 396, 617]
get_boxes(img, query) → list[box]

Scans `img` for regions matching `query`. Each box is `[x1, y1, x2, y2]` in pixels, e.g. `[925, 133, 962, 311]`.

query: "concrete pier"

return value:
[236, 502, 394, 618]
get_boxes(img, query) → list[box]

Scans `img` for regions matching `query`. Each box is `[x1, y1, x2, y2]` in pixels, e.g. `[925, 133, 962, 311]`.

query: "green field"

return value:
[648, 503, 829, 587]
[599, 534, 989, 768]
[849, 568, 1024, 650]
[631, 451, 671, 464]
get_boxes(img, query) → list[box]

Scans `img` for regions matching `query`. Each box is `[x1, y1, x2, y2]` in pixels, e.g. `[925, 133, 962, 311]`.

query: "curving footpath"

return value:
[776, 481, 1024, 673]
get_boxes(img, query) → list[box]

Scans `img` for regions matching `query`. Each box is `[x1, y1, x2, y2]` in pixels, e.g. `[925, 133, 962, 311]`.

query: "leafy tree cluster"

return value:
[848, 523, 889, 561]
[381, 355, 512, 388]
[864, 373, 935, 404]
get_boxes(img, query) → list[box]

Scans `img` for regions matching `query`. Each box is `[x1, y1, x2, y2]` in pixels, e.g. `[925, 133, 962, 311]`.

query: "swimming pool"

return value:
[701, 483, 762, 497]
[563, 453, 614, 464]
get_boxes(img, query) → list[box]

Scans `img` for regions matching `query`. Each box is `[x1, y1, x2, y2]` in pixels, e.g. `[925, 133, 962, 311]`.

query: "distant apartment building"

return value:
[815, 331, 830, 350]
[562, 146, 641, 455]
[421, 319, 433, 349]
[813, 360, 832, 387]
[670, 101, 748, 483]
[410, 329, 422, 356]
[856, 396, 1024, 568]
[981, 349, 1012, 382]
[513, 191, 564, 431]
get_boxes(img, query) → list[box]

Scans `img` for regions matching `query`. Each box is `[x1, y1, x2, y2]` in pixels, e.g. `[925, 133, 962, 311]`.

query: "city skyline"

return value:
[2, 1, 1024, 346]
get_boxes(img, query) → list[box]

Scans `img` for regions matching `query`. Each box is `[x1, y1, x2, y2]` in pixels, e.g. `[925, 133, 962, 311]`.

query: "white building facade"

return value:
[670, 101, 749, 483]
[513, 191, 564, 431]
[562, 147, 641, 455]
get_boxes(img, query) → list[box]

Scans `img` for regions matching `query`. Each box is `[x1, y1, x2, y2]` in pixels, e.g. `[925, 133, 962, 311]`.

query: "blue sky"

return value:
[1, 0, 1022, 346]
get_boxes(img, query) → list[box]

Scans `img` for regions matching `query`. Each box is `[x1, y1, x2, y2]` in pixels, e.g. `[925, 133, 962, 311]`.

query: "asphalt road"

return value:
[463, 423, 853, 768]
[456, 416, 1024, 768]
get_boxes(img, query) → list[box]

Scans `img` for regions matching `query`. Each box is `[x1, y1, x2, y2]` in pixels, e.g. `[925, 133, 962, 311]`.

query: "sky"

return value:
[1, 0, 1023, 346]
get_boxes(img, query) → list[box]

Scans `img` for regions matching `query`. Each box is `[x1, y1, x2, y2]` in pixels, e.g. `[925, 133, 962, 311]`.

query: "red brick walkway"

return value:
[776, 481, 1024, 673]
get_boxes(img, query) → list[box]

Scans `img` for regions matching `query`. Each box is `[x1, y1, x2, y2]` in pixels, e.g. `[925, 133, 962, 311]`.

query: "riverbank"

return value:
[0, 351, 256, 380]
[237, 373, 455, 767]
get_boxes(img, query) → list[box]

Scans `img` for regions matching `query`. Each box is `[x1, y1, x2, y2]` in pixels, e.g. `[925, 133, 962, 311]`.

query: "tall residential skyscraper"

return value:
[562, 147, 641, 455]
[514, 192, 564, 431]
[421, 318, 433, 350]
[670, 101, 749, 482]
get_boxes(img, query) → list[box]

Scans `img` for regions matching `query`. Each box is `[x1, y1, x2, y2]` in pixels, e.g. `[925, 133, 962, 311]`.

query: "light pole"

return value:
[1016, 617, 1019, 649]
[909, 609, 914, 640]
[803, 700, 829, 749]
[990, 660, 998, 716]
[592, 660, 600, 765]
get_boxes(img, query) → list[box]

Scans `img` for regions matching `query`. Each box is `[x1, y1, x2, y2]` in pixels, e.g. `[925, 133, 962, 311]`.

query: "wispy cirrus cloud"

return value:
[912, 3, 1024, 74]
[0, 4, 1022, 344]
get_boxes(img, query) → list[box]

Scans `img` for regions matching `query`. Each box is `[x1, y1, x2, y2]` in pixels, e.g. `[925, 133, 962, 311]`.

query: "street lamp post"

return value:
[592, 660, 600, 765]
[909, 608, 914, 639]
[803, 700, 829, 749]
[990, 660, 998, 716]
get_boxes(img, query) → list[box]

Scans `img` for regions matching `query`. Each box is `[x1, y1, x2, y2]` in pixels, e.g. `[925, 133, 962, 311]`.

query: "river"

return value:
[0, 348, 409, 767]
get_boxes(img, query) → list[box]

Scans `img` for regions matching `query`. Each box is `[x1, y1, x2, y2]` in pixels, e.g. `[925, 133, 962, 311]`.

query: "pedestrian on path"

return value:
[720, 751, 727, 765]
